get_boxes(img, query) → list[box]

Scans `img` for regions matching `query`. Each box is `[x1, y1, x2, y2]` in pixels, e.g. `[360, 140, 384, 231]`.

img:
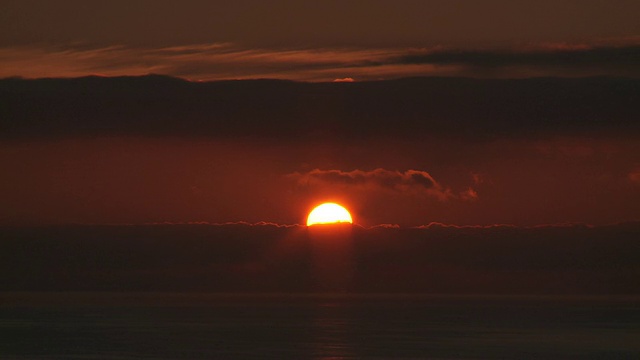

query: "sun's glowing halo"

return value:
[307, 203, 353, 226]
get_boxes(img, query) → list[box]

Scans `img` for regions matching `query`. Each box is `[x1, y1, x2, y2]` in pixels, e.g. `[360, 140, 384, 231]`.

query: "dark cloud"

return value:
[1, 75, 638, 140]
[291, 168, 436, 189]
[1, 222, 638, 294]
[394, 45, 640, 72]
[150, 221, 302, 228]
[409, 171, 435, 188]
[288, 169, 454, 199]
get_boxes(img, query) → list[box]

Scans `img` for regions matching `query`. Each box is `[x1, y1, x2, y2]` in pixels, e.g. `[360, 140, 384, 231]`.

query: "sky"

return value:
[1, 1, 639, 296]
[1, 0, 639, 80]
[0, 1, 639, 227]
[1, 76, 638, 226]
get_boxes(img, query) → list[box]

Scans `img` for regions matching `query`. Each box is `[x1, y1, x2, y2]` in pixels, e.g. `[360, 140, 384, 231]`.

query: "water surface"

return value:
[1, 293, 638, 359]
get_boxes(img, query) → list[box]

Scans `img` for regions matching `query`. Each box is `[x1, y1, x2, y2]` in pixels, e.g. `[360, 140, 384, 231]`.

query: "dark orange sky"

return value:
[1, 1, 640, 301]
[0, 1, 639, 226]
[1, 77, 638, 226]
[2, 136, 638, 227]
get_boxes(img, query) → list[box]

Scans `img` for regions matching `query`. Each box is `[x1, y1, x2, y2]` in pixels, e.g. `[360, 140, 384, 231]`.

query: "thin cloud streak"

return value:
[1, 40, 638, 81]
[145, 221, 303, 228]
[0, 44, 404, 81]
[78, 220, 626, 230]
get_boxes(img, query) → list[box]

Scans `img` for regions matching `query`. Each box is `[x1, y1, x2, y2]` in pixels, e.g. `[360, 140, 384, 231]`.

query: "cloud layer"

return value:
[288, 169, 456, 200]
[1, 41, 638, 81]
[2, 75, 638, 140]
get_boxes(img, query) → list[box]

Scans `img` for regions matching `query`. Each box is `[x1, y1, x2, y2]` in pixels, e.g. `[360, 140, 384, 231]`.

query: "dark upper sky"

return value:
[3, 0, 639, 48]
[1, 0, 639, 80]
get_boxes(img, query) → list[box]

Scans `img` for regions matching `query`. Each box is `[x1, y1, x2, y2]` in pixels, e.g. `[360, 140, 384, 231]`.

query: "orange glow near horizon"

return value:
[306, 203, 353, 226]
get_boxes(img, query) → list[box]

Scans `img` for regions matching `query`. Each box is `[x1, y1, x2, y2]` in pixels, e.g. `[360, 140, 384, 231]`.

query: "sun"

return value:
[307, 203, 353, 226]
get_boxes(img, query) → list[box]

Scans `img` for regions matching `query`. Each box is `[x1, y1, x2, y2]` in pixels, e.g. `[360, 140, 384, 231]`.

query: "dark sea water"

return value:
[1, 293, 638, 359]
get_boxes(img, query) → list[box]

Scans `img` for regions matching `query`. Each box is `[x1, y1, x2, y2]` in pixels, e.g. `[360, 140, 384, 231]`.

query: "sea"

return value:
[1, 293, 638, 359]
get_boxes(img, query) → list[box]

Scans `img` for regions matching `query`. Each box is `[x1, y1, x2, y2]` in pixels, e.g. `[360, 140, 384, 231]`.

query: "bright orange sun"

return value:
[307, 203, 353, 226]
